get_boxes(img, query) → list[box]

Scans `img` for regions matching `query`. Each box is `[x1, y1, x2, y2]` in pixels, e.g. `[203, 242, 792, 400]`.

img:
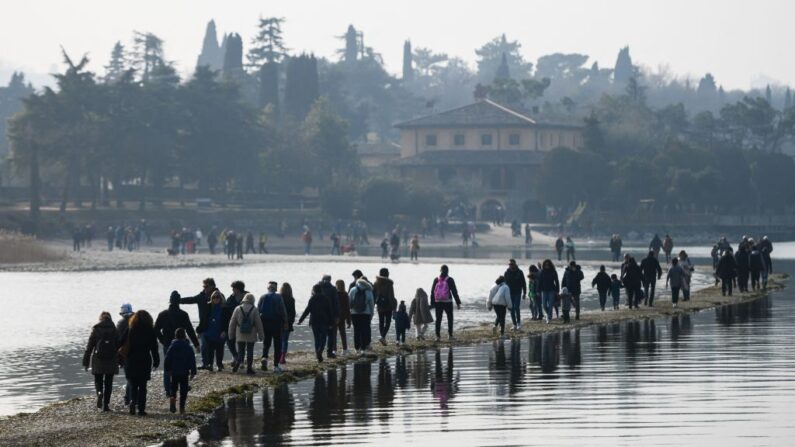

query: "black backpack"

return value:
[352, 287, 368, 313]
[95, 332, 117, 360]
[239, 306, 254, 334]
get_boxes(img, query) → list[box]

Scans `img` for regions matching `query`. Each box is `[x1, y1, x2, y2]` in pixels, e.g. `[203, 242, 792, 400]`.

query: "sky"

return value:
[0, 0, 792, 90]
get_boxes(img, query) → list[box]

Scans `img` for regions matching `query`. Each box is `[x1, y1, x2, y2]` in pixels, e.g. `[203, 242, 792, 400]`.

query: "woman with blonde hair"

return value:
[82, 311, 119, 412]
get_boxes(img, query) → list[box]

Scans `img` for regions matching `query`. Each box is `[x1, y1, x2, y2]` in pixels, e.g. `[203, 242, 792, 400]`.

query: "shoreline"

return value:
[0, 273, 787, 447]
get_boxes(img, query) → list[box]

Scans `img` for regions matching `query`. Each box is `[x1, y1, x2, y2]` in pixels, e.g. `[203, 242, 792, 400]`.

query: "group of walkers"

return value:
[712, 236, 773, 296]
[554, 236, 576, 262]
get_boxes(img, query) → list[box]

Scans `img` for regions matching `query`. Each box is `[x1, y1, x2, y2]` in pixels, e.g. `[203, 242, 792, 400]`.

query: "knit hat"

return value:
[119, 303, 133, 316]
[170, 290, 181, 305]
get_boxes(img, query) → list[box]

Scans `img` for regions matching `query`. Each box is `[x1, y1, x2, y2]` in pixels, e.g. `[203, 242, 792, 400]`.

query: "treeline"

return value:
[536, 80, 795, 215]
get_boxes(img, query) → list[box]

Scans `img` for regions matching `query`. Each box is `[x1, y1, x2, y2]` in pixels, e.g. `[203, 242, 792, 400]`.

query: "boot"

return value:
[96, 392, 103, 409]
[316, 351, 324, 363]
[179, 403, 185, 414]
[169, 397, 177, 413]
[129, 403, 136, 415]
[232, 359, 240, 373]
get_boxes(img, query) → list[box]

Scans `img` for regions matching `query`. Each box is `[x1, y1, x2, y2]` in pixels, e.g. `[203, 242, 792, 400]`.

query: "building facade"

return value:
[392, 99, 584, 220]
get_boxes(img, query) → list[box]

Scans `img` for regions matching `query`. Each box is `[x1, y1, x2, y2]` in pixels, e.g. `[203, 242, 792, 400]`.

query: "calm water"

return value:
[181, 264, 795, 446]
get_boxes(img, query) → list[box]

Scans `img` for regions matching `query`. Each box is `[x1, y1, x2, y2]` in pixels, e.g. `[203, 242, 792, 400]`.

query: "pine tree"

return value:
[196, 20, 222, 70]
[697, 73, 717, 96]
[130, 32, 166, 83]
[494, 52, 510, 81]
[340, 25, 359, 64]
[402, 40, 413, 82]
[247, 17, 288, 68]
[613, 46, 634, 85]
[104, 41, 127, 83]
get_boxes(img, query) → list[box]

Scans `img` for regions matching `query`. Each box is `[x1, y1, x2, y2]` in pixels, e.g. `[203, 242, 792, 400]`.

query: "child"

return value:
[164, 328, 197, 414]
[559, 287, 573, 323]
[393, 301, 411, 345]
[408, 288, 433, 340]
[527, 266, 539, 320]
[610, 274, 622, 310]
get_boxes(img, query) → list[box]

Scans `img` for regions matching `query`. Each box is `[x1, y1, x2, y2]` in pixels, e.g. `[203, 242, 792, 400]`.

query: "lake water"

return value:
[181, 263, 795, 446]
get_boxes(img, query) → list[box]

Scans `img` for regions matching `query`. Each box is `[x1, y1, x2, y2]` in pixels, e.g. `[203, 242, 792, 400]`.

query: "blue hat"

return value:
[119, 303, 133, 316]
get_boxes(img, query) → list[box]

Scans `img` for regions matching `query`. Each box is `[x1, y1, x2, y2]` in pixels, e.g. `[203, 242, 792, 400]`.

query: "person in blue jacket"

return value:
[164, 328, 196, 414]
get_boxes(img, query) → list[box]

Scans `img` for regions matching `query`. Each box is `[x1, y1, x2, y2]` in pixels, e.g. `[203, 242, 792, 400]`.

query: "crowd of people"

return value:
[712, 236, 774, 296]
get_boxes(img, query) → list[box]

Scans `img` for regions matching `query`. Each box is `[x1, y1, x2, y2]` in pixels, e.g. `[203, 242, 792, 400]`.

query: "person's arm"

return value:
[228, 308, 238, 338]
[429, 278, 438, 307]
[82, 328, 97, 370]
[150, 336, 160, 369]
[520, 273, 527, 297]
[448, 277, 461, 307]
[298, 301, 311, 325]
[154, 314, 165, 346]
[553, 272, 560, 293]
[656, 260, 662, 279]
[179, 291, 203, 305]
[163, 345, 172, 373]
[189, 348, 197, 378]
[279, 299, 289, 330]
[185, 315, 200, 348]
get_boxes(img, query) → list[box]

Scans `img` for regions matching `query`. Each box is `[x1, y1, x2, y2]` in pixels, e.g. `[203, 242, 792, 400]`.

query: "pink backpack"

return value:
[434, 276, 450, 302]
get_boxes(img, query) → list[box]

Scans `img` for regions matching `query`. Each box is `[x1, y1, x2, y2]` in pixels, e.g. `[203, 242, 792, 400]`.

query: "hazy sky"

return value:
[0, 0, 792, 90]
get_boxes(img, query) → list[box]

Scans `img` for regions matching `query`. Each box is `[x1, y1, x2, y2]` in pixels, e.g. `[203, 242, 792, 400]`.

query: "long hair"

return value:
[129, 310, 153, 333]
[98, 311, 111, 322]
[280, 282, 293, 301]
[335, 279, 346, 293]
[209, 290, 226, 306]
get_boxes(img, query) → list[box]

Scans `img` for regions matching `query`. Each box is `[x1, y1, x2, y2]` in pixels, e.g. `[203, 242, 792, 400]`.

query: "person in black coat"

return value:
[561, 262, 584, 320]
[179, 278, 216, 369]
[297, 284, 333, 362]
[716, 250, 737, 296]
[504, 259, 527, 330]
[82, 312, 119, 411]
[749, 245, 766, 290]
[639, 251, 663, 306]
[591, 265, 612, 311]
[621, 257, 642, 309]
[164, 328, 197, 414]
[122, 310, 160, 416]
[155, 291, 200, 396]
[537, 259, 560, 322]
[734, 245, 750, 293]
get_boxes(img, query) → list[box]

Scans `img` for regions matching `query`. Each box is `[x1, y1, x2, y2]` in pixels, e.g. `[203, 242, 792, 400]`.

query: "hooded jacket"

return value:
[562, 267, 584, 295]
[228, 295, 265, 343]
[409, 289, 434, 325]
[164, 338, 197, 377]
[488, 283, 512, 309]
[82, 318, 120, 376]
[373, 276, 397, 312]
[349, 278, 375, 316]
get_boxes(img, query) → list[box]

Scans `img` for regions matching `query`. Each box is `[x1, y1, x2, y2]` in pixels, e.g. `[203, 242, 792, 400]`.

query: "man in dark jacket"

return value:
[717, 250, 737, 296]
[374, 268, 397, 345]
[621, 257, 642, 309]
[257, 281, 288, 371]
[555, 237, 564, 261]
[180, 277, 216, 369]
[318, 275, 340, 357]
[760, 236, 773, 274]
[223, 280, 247, 365]
[561, 262, 585, 320]
[734, 245, 750, 293]
[504, 259, 527, 330]
[591, 265, 612, 311]
[155, 291, 200, 396]
[639, 251, 663, 306]
[298, 284, 334, 362]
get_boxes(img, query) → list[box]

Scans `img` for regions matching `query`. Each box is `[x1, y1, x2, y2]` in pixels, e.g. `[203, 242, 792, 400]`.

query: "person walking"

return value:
[154, 292, 199, 397]
[621, 257, 642, 309]
[592, 265, 612, 311]
[734, 244, 750, 293]
[279, 283, 297, 364]
[678, 251, 694, 301]
[116, 303, 134, 406]
[640, 251, 662, 306]
[504, 259, 527, 331]
[565, 237, 576, 262]
[760, 236, 773, 274]
[228, 293, 265, 375]
[335, 280, 352, 355]
[649, 234, 663, 259]
[349, 276, 375, 353]
[204, 290, 227, 371]
[487, 276, 512, 337]
[610, 274, 622, 310]
[537, 259, 560, 323]
[554, 237, 564, 261]
[82, 311, 119, 412]
[662, 234, 674, 264]
[163, 328, 196, 414]
[561, 262, 584, 320]
[410, 235, 420, 261]
[393, 301, 411, 345]
[318, 275, 340, 358]
[716, 249, 737, 296]
[374, 268, 397, 346]
[223, 281, 248, 367]
[408, 288, 434, 340]
[430, 265, 462, 341]
[527, 265, 540, 320]
[257, 282, 288, 372]
[749, 244, 766, 291]
[298, 284, 334, 362]
[559, 287, 573, 323]
[121, 310, 159, 416]
[180, 278, 216, 370]
[666, 258, 685, 307]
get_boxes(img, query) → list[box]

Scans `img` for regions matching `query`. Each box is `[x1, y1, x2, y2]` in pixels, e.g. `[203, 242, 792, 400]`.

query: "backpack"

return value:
[95, 332, 117, 360]
[434, 276, 450, 302]
[239, 306, 254, 334]
[352, 287, 368, 313]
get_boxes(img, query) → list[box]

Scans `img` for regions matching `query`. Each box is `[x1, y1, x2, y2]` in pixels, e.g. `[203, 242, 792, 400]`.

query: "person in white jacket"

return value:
[488, 276, 513, 337]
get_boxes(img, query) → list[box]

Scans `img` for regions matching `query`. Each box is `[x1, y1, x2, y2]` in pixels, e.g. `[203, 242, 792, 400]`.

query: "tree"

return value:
[583, 111, 605, 152]
[360, 177, 405, 221]
[785, 87, 792, 110]
[197, 20, 223, 70]
[258, 62, 279, 112]
[402, 40, 413, 82]
[494, 53, 510, 81]
[536, 148, 608, 209]
[765, 84, 773, 105]
[404, 183, 445, 219]
[222, 33, 244, 79]
[475, 34, 532, 82]
[284, 54, 318, 120]
[339, 25, 359, 64]
[697, 73, 717, 97]
[320, 180, 358, 219]
[103, 42, 127, 84]
[247, 17, 288, 67]
[302, 97, 356, 186]
[130, 32, 166, 82]
[613, 46, 634, 85]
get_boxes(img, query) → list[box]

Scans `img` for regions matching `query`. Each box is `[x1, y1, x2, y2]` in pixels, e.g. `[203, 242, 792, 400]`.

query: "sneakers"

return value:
[327, 352, 337, 359]
[169, 398, 177, 414]
[232, 360, 240, 373]
[274, 365, 283, 373]
[379, 338, 387, 346]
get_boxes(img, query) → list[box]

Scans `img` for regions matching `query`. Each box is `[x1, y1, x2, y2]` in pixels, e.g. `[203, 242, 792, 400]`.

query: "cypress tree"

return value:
[613, 46, 633, 85]
[285, 54, 318, 120]
[196, 20, 222, 70]
[222, 33, 244, 79]
[494, 52, 511, 81]
[765, 84, 773, 105]
[402, 40, 413, 82]
[343, 25, 358, 64]
[259, 61, 279, 113]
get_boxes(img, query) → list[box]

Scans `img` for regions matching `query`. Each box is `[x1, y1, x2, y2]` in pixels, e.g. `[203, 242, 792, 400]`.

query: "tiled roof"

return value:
[395, 99, 582, 129]
[390, 150, 544, 167]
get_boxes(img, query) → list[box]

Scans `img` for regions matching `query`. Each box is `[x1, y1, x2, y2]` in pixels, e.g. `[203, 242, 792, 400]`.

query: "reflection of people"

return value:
[431, 348, 459, 411]
[260, 384, 295, 444]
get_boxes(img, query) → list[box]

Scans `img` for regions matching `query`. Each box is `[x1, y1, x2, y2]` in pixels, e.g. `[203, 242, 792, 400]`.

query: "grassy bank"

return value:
[0, 231, 63, 264]
[0, 273, 787, 447]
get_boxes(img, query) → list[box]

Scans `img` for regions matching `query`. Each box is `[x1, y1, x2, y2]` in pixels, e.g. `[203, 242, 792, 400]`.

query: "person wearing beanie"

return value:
[116, 303, 134, 406]
[154, 291, 199, 397]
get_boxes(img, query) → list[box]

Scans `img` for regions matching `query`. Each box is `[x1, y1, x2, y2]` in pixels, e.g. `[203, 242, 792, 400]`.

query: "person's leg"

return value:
[138, 380, 148, 414]
[642, 280, 650, 305]
[235, 341, 245, 371]
[162, 345, 171, 395]
[178, 375, 189, 412]
[435, 306, 444, 338]
[378, 311, 386, 339]
[102, 374, 113, 409]
[93, 374, 103, 408]
[129, 380, 139, 413]
[273, 331, 282, 368]
[574, 293, 580, 320]
[352, 316, 362, 351]
[214, 341, 224, 369]
[262, 330, 273, 368]
[227, 337, 238, 365]
[200, 333, 210, 367]
[496, 305, 506, 335]
[649, 280, 656, 306]
[445, 303, 454, 337]
[246, 342, 255, 372]
[339, 323, 348, 351]
[598, 291, 606, 310]
[169, 374, 179, 412]
[514, 293, 522, 327]
[672, 287, 680, 305]
[327, 323, 337, 356]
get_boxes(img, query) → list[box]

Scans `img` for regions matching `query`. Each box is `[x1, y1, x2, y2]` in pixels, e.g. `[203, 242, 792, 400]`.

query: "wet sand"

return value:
[0, 272, 786, 447]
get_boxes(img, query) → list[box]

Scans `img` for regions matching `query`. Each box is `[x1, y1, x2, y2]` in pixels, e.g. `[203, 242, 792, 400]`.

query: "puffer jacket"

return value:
[228, 295, 265, 343]
[373, 276, 397, 312]
[488, 283, 512, 309]
[349, 278, 375, 316]
[82, 318, 120, 376]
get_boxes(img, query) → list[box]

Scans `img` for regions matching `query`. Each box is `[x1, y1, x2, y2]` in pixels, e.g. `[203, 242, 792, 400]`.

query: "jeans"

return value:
[378, 310, 393, 339]
[671, 286, 681, 304]
[236, 341, 255, 370]
[721, 278, 733, 296]
[207, 339, 224, 368]
[541, 290, 556, 320]
[597, 290, 607, 310]
[493, 305, 507, 335]
[262, 329, 282, 368]
[533, 295, 542, 319]
[93, 373, 113, 408]
[611, 292, 620, 309]
[169, 375, 190, 409]
[199, 333, 210, 367]
[642, 279, 656, 305]
[509, 292, 522, 326]
[129, 379, 149, 412]
[281, 330, 291, 354]
[434, 302, 454, 337]
[327, 323, 337, 355]
[311, 324, 328, 357]
[351, 314, 371, 350]
[337, 322, 348, 351]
